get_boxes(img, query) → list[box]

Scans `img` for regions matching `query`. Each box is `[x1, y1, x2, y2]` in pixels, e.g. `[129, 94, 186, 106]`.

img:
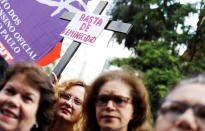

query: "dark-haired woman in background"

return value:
[82, 70, 153, 131]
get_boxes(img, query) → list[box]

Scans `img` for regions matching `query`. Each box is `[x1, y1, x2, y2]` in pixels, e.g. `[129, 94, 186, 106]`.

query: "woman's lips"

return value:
[0, 108, 18, 119]
[101, 115, 119, 119]
[61, 107, 71, 115]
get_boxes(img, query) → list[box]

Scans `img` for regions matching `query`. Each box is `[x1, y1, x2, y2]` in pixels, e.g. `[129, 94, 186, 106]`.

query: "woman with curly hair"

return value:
[82, 70, 153, 131]
[49, 79, 87, 131]
[0, 62, 56, 131]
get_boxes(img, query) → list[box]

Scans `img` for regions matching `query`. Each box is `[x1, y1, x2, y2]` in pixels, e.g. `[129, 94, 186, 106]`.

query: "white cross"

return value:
[35, 0, 89, 17]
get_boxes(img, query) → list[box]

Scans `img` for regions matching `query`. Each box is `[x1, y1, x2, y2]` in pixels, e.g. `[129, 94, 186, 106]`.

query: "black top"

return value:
[0, 55, 8, 80]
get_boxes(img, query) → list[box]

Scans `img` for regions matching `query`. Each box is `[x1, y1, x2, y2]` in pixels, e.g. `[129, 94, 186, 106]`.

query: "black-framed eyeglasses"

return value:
[59, 92, 82, 105]
[159, 99, 205, 125]
[95, 94, 132, 107]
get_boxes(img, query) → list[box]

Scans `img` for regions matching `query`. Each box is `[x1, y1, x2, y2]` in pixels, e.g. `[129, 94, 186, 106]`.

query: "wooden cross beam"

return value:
[50, 1, 132, 82]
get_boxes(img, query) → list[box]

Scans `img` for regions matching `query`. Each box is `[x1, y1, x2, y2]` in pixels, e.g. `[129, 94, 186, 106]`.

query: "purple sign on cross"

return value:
[0, 0, 91, 63]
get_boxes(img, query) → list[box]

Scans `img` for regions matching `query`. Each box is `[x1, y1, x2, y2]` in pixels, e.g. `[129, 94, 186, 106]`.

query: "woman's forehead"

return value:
[65, 86, 85, 97]
[98, 80, 131, 97]
[167, 83, 205, 105]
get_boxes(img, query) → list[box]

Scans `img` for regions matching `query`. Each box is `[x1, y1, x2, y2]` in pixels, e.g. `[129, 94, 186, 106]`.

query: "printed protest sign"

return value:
[0, 0, 91, 63]
[60, 12, 109, 45]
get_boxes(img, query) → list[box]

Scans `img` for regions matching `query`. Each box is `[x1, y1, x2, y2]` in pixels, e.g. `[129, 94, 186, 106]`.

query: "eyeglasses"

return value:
[95, 94, 132, 107]
[59, 92, 82, 106]
[159, 100, 205, 125]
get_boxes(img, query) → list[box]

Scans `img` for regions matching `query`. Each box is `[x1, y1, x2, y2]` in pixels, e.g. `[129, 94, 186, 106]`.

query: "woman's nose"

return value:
[65, 98, 73, 107]
[175, 108, 199, 131]
[6, 95, 21, 108]
[105, 100, 116, 111]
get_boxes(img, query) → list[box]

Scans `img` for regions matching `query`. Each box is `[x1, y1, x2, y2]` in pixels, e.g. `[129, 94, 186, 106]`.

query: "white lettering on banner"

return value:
[60, 12, 109, 45]
[0, 6, 16, 32]
[0, 1, 38, 61]
[0, 0, 21, 25]
[8, 9, 21, 25]
[0, 41, 13, 62]
[14, 32, 37, 60]
[0, 23, 20, 53]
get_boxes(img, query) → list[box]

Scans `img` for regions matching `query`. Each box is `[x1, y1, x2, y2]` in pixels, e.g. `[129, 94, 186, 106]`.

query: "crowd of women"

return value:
[0, 59, 205, 131]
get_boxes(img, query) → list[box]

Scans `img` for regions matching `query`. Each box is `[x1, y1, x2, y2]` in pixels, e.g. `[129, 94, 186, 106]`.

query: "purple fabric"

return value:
[0, 0, 90, 63]
[82, 0, 91, 5]
[70, 1, 85, 11]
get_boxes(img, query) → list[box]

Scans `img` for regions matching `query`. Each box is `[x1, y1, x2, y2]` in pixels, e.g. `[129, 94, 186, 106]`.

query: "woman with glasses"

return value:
[82, 70, 152, 131]
[156, 73, 205, 131]
[49, 79, 87, 131]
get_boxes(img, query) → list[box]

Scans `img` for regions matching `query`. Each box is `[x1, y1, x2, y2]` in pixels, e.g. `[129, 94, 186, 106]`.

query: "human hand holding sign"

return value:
[51, 72, 62, 85]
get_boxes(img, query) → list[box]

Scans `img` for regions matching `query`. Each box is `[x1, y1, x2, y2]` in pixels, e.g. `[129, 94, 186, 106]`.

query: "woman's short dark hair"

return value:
[0, 62, 56, 131]
[82, 70, 152, 131]
[0, 56, 8, 81]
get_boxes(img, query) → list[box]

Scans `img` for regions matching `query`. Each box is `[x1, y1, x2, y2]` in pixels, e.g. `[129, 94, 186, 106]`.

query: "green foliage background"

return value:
[108, 0, 205, 119]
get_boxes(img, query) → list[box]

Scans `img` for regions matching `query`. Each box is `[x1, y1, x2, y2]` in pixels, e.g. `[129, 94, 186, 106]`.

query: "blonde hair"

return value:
[53, 79, 87, 131]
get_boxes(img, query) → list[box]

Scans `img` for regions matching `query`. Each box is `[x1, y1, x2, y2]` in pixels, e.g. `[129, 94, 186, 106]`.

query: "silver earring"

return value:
[33, 123, 39, 128]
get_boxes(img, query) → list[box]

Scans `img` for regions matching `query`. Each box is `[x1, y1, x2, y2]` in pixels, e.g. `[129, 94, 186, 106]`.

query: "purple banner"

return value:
[0, 0, 91, 63]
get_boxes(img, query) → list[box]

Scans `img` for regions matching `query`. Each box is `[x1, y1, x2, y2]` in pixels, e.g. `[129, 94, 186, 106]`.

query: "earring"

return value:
[33, 123, 39, 128]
